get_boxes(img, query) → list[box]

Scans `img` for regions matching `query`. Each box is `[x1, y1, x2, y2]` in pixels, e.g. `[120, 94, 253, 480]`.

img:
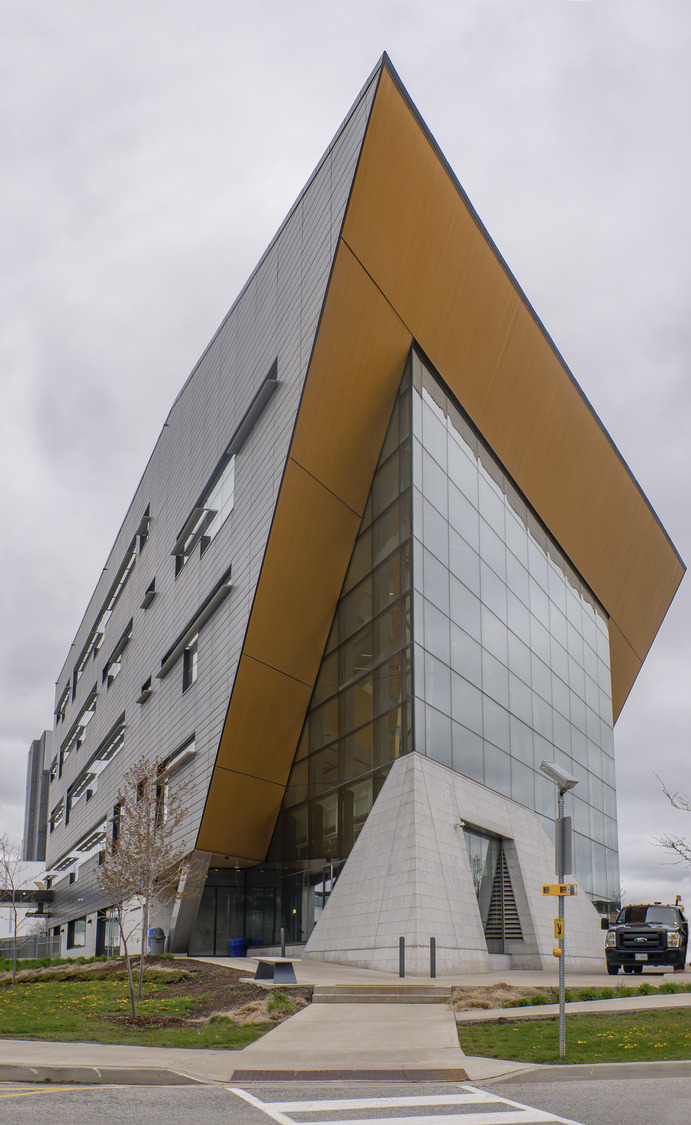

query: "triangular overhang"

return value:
[197, 57, 685, 861]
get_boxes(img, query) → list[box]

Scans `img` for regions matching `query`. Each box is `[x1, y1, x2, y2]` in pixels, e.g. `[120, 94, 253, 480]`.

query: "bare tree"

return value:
[97, 754, 192, 1015]
[97, 817, 141, 1015]
[0, 834, 29, 984]
[654, 776, 691, 867]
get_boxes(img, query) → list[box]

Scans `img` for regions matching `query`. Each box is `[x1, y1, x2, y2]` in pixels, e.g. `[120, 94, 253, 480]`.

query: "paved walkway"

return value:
[214, 955, 672, 988]
[1, 958, 690, 1085]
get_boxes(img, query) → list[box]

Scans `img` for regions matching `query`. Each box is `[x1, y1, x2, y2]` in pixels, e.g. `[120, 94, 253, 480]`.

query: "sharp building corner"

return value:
[25, 55, 684, 971]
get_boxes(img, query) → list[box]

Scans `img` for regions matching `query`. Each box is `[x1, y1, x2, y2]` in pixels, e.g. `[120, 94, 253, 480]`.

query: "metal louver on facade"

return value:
[485, 847, 523, 945]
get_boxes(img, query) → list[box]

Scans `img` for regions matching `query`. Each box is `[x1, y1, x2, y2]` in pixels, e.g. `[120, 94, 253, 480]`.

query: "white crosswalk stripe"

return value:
[229, 1085, 588, 1125]
[251, 1095, 499, 1112]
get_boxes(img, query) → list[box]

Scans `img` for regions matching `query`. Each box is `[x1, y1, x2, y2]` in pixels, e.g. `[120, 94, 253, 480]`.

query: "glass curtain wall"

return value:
[189, 346, 620, 955]
[411, 350, 619, 910]
[188, 363, 416, 952]
[270, 361, 414, 868]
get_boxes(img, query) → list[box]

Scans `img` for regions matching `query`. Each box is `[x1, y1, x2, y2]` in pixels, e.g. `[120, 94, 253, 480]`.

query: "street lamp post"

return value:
[540, 760, 579, 1060]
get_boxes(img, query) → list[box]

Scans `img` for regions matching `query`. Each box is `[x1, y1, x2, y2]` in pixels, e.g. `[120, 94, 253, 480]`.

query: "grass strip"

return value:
[0, 979, 269, 1048]
[459, 1008, 691, 1065]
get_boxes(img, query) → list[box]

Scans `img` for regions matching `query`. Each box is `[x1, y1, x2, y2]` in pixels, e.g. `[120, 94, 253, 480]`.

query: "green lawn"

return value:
[0, 979, 270, 1048]
[459, 1008, 691, 1065]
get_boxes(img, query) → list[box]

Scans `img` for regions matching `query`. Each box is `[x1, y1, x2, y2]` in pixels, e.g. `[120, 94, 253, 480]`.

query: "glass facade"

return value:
[270, 363, 414, 869]
[411, 350, 618, 910]
[189, 347, 620, 954]
[189, 365, 415, 954]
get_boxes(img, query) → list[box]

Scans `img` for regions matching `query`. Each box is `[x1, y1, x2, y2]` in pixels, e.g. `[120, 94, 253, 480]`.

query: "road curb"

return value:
[485, 1059, 691, 1083]
[0, 1063, 206, 1085]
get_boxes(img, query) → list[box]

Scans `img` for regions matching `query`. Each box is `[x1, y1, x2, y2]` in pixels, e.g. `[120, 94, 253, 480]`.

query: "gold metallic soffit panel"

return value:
[341, 65, 684, 720]
[196, 769, 286, 861]
[197, 244, 411, 858]
[198, 60, 683, 859]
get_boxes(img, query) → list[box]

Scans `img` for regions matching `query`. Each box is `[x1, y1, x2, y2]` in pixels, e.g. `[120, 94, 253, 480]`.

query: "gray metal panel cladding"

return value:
[44, 63, 382, 910]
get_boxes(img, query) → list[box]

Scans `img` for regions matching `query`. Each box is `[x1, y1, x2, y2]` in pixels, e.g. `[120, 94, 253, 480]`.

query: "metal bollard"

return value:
[399, 935, 405, 978]
[430, 936, 436, 978]
[280, 927, 286, 957]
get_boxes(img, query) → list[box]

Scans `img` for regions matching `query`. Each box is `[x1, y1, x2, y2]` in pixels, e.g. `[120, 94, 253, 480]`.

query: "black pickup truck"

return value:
[603, 903, 688, 975]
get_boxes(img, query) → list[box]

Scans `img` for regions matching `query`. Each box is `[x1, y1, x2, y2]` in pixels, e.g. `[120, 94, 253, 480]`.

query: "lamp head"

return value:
[540, 760, 579, 794]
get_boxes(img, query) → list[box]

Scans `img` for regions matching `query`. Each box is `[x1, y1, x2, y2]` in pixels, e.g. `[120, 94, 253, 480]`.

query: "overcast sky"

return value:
[1, 0, 690, 914]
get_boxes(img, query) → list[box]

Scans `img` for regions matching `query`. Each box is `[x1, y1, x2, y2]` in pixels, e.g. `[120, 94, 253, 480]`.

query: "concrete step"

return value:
[313, 994, 450, 1004]
[312, 984, 453, 1004]
[314, 983, 453, 993]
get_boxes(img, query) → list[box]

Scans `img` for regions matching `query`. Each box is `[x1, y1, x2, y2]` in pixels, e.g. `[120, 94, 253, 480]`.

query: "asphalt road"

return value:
[0, 1078, 690, 1125]
[480, 1076, 691, 1125]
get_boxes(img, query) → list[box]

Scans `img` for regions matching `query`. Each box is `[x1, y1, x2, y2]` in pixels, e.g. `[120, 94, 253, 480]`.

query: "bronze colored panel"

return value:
[198, 251, 411, 859]
[608, 620, 644, 722]
[243, 459, 361, 685]
[206, 854, 254, 869]
[196, 768, 285, 861]
[289, 243, 413, 512]
[199, 60, 684, 861]
[342, 66, 684, 720]
[215, 654, 313, 782]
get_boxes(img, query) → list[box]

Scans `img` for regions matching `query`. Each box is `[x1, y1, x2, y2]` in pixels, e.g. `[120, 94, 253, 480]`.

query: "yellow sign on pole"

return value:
[542, 883, 577, 896]
[554, 918, 565, 940]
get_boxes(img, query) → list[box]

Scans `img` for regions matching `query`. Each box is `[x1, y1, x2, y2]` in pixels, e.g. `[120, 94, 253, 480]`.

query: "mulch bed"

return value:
[108, 956, 313, 1027]
[3, 955, 312, 1029]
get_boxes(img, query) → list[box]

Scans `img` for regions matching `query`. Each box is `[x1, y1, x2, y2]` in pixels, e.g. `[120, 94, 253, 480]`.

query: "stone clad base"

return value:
[302, 753, 604, 974]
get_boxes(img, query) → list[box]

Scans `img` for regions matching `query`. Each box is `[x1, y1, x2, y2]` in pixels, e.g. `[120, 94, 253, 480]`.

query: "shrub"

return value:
[0, 957, 55, 973]
[267, 990, 296, 1015]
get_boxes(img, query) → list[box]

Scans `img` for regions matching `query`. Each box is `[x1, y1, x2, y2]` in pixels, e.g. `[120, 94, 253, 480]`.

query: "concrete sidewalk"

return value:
[1, 958, 690, 1086]
[455, 989, 691, 1023]
[0, 1005, 530, 1086]
[214, 955, 685, 989]
[229, 1002, 476, 1082]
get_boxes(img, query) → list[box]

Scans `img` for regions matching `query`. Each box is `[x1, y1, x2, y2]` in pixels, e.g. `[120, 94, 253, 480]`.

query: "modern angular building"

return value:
[23, 731, 51, 863]
[33, 56, 684, 973]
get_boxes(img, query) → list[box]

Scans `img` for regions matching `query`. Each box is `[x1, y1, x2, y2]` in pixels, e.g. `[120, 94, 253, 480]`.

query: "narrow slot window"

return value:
[182, 635, 198, 692]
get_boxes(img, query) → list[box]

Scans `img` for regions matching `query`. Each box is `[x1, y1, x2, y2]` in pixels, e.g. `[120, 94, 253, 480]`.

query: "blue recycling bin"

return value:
[228, 938, 246, 957]
[148, 927, 165, 954]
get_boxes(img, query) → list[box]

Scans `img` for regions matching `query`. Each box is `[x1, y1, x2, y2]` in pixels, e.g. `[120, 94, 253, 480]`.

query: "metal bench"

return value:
[251, 956, 298, 985]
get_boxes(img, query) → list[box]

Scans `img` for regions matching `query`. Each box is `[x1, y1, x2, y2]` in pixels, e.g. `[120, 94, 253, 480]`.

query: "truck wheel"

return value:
[623, 966, 633, 974]
[607, 965, 619, 975]
[633, 965, 643, 974]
